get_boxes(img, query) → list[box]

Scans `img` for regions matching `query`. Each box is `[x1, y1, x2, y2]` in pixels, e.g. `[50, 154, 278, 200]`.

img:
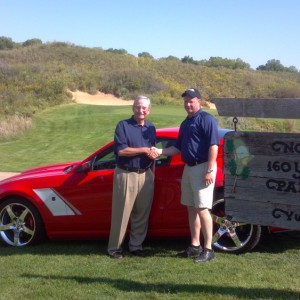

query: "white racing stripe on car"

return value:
[33, 188, 82, 216]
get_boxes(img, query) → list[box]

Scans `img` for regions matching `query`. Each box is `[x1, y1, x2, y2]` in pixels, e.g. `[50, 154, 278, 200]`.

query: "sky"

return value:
[1, 0, 300, 70]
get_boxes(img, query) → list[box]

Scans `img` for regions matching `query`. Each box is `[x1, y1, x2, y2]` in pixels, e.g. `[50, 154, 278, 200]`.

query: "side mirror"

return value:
[81, 161, 91, 173]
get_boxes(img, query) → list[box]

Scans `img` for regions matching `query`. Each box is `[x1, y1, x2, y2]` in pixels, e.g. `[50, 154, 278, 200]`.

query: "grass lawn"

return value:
[0, 104, 188, 172]
[0, 103, 298, 172]
[0, 232, 299, 300]
[0, 103, 299, 299]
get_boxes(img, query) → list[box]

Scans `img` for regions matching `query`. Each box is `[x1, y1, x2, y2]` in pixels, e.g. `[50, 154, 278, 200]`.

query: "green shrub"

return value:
[101, 69, 166, 98]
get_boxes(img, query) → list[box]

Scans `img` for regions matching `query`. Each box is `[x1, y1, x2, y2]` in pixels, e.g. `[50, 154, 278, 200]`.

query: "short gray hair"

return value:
[133, 96, 151, 109]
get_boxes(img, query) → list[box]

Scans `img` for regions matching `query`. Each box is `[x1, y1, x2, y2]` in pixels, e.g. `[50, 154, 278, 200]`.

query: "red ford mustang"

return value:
[0, 127, 282, 253]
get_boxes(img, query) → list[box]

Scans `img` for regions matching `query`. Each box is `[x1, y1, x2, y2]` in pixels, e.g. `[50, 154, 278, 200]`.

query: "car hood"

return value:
[0, 161, 81, 184]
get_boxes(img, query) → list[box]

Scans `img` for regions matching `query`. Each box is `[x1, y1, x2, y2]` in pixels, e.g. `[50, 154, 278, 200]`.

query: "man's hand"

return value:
[148, 147, 162, 159]
[204, 172, 214, 186]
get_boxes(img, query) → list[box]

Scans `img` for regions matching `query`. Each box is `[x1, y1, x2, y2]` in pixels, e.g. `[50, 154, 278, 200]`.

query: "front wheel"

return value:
[0, 197, 45, 246]
[211, 198, 261, 254]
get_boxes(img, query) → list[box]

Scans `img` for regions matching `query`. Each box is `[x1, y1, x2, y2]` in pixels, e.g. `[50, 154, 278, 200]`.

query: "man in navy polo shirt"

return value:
[155, 88, 219, 263]
[107, 96, 157, 259]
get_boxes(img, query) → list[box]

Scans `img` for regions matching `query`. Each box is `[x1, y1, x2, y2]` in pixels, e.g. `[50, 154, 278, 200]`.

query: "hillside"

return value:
[0, 41, 300, 120]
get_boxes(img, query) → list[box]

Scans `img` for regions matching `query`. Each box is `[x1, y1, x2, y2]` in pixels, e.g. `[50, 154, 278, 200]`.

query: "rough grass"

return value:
[0, 115, 32, 140]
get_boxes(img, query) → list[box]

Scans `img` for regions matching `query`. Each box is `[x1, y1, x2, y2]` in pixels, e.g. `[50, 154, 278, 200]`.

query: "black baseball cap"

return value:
[181, 88, 201, 99]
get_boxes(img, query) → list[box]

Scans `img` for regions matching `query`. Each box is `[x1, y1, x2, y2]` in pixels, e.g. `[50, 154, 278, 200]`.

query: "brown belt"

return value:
[117, 164, 149, 174]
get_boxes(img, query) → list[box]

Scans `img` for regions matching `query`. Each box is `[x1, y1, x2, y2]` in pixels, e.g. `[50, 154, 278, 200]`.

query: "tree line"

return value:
[1, 36, 298, 73]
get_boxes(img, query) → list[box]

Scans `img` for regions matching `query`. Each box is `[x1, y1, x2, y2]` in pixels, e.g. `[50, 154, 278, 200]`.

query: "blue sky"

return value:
[1, 0, 299, 70]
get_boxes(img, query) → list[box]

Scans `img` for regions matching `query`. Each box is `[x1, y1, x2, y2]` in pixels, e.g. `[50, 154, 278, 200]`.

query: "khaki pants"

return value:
[107, 167, 154, 254]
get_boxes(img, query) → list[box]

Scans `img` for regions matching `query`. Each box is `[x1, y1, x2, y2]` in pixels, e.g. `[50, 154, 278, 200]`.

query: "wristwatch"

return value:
[206, 169, 214, 173]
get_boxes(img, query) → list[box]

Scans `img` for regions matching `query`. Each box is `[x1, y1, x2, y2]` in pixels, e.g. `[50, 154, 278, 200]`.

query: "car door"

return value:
[51, 146, 115, 236]
[148, 137, 189, 237]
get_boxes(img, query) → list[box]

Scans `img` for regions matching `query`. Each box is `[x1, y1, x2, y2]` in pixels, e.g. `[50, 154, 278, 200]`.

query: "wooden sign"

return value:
[213, 98, 300, 119]
[224, 131, 300, 230]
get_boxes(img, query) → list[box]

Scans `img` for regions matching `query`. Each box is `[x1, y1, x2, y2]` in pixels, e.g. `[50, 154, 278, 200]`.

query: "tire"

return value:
[211, 198, 261, 254]
[0, 197, 45, 246]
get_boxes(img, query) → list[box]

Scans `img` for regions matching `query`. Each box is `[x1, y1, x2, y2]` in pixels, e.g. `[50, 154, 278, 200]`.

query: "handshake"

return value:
[147, 147, 162, 159]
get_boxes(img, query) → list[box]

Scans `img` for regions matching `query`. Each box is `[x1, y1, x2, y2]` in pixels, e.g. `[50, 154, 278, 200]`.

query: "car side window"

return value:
[92, 146, 116, 170]
[155, 138, 176, 167]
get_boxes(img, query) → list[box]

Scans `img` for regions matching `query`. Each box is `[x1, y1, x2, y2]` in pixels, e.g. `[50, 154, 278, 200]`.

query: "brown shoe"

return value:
[109, 251, 123, 259]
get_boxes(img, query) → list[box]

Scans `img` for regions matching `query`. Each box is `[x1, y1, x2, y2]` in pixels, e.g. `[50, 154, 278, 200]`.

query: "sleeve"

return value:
[114, 121, 128, 154]
[206, 116, 219, 146]
[152, 125, 157, 147]
[174, 121, 185, 150]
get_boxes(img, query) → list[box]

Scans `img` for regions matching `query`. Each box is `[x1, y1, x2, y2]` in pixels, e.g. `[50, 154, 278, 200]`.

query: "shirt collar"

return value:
[186, 109, 202, 120]
[130, 115, 150, 127]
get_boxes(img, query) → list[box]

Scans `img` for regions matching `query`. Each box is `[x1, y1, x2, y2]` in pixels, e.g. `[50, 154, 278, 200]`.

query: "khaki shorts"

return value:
[181, 162, 216, 209]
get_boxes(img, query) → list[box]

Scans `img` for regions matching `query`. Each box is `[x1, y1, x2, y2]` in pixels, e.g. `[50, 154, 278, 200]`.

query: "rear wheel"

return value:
[211, 198, 261, 254]
[0, 197, 45, 246]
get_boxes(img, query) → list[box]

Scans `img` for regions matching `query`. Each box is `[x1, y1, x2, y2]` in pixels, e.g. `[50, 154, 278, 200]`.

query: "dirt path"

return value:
[0, 172, 19, 180]
[71, 90, 134, 106]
